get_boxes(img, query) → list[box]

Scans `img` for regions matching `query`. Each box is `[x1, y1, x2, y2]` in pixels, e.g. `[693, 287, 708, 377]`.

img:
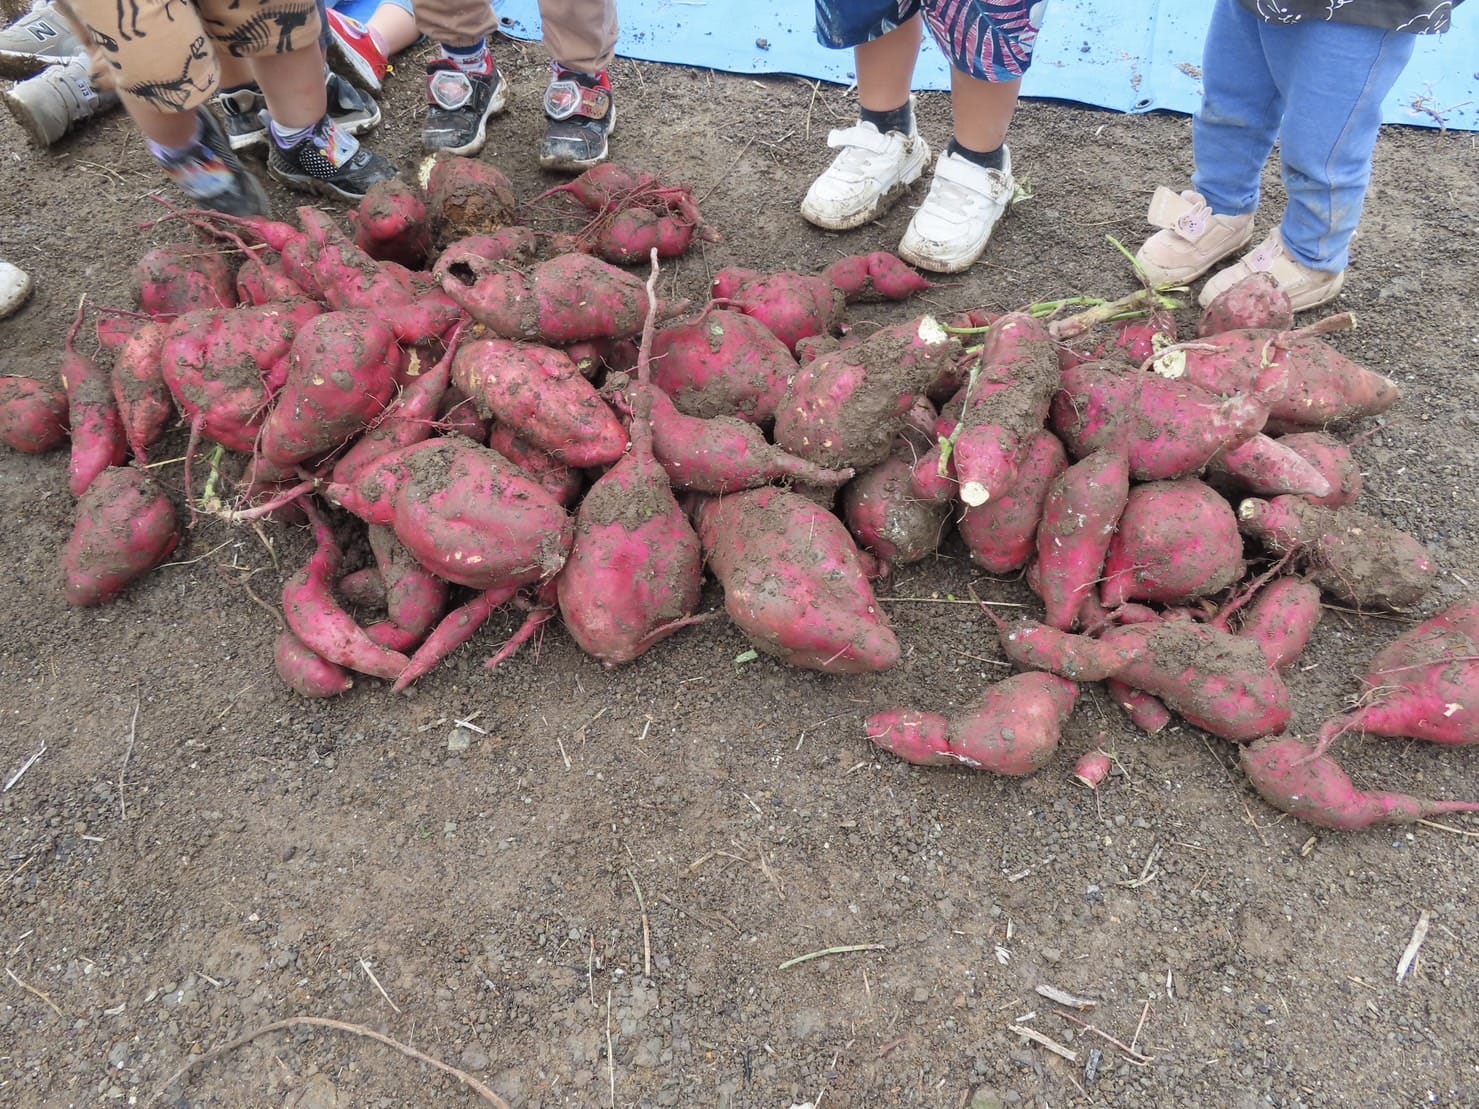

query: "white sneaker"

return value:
[800, 114, 931, 231]
[897, 148, 1015, 274]
[0, 260, 33, 319]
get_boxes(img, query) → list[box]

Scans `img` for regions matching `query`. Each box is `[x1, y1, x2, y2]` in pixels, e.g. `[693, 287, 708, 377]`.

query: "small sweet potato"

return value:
[1035, 447, 1131, 630]
[1205, 433, 1334, 499]
[1196, 273, 1294, 336]
[1274, 431, 1362, 507]
[1226, 576, 1323, 671]
[419, 153, 518, 244]
[59, 304, 128, 496]
[349, 176, 433, 270]
[840, 445, 949, 569]
[0, 375, 68, 453]
[712, 267, 846, 354]
[132, 242, 236, 319]
[822, 252, 931, 303]
[108, 320, 173, 463]
[274, 629, 354, 698]
[62, 466, 180, 606]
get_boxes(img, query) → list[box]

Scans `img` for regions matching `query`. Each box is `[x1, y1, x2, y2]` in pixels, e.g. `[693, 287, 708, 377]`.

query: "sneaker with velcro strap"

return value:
[423, 58, 508, 156]
[0, 1, 83, 80]
[897, 148, 1016, 274]
[325, 70, 381, 135]
[539, 65, 614, 172]
[214, 72, 381, 154]
[267, 115, 397, 202]
[156, 107, 271, 218]
[801, 112, 931, 232]
[326, 8, 389, 94]
[1134, 187, 1256, 287]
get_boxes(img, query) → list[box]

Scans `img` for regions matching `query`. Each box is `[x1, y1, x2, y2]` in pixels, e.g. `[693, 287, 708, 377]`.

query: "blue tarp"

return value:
[493, 0, 1479, 131]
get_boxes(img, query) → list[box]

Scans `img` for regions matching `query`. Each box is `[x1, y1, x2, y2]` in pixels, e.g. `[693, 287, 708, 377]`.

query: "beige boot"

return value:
[2, 54, 118, 147]
[1198, 229, 1346, 312]
[1134, 187, 1255, 287]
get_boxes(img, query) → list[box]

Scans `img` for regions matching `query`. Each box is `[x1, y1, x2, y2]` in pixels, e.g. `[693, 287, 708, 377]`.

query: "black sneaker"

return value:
[539, 66, 615, 173]
[266, 115, 398, 202]
[215, 85, 268, 151]
[325, 71, 381, 136]
[422, 57, 509, 156]
[157, 107, 271, 217]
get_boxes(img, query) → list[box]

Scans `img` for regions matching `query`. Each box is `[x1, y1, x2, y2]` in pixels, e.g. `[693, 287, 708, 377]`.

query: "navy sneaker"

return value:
[539, 66, 614, 172]
[422, 56, 508, 156]
[156, 108, 271, 218]
[267, 115, 397, 202]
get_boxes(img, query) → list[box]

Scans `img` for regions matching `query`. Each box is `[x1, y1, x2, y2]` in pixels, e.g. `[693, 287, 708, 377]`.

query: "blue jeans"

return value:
[1192, 0, 1415, 272]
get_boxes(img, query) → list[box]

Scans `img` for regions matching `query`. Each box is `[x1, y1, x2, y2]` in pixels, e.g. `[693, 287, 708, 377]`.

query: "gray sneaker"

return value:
[214, 72, 381, 154]
[1, 53, 118, 147]
[0, 2, 83, 80]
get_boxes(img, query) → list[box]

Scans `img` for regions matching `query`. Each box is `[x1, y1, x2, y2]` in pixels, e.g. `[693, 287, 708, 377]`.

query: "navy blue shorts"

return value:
[816, 0, 1048, 81]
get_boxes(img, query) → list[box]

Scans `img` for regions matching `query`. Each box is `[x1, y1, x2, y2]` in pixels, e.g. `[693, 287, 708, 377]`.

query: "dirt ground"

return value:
[2, 31, 1478, 1109]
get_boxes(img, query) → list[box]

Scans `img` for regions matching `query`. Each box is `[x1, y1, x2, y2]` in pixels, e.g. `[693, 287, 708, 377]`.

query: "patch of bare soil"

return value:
[1, 34, 1477, 1109]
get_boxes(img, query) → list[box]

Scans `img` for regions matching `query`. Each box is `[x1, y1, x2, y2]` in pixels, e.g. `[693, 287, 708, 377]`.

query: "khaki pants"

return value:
[418, 0, 618, 71]
[57, 0, 322, 111]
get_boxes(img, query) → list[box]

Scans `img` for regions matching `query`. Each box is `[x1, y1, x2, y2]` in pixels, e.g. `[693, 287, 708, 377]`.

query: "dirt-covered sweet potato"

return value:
[1035, 447, 1131, 630]
[957, 430, 1068, 574]
[712, 267, 846, 354]
[1100, 478, 1245, 607]
[59, 303, 127, 496]
[61, 466, 180, 606]
[649, 308, 797, 423]
[0, 375, 68, 453]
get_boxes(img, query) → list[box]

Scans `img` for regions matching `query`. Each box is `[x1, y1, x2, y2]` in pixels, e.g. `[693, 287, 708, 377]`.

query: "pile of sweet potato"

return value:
[2, 158, 1471, 834]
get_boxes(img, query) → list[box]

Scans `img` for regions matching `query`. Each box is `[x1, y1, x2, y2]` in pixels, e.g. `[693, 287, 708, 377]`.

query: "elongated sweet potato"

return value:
[61, 465, 180, 606]
[1274, 431, 1362, 508]
[866, 672, 1079, 774]
[957, 430, 1068, 574]
[274, 629, 354, 698]
[0, 375, 68, 453]
[361, 524, 449, 652]
[109, 320, 172, 463]
[773, 315, 960, 471]
[822, 252, 931, 303]
[1205, 433, 1333, 499]
[695, 487, 899, 673]
[452, 337, 628, 467]
[649, 308, 797, 423]
[1228, 576, 1323, 671]
[1237, 495, 1435, 610]
[1035, 447, 1131, 630]
[1100, 478, 1244, 607]
[391, 583, 522, 692]
[1240, 734, 1479, 830]
[59, 304, 127, 496]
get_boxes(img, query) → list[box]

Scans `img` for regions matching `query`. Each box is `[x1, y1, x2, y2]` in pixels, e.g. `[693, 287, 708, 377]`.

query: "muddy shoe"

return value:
[0, 259, 33, 320]
[423, 57, 508, 157]
[1198, 229, 1346, 312]
[214, 85, 268, 152]
[2, 54, 118, 147]
[539, 66, 614, 172]
[268, 115, 397, 203]
[326, 7, 389, 94]
[154, 108, 271, 218]
[801, 114, 931, 231]
[1134, 187, 1255, 287]
[325, 71, 382, 136]
[0, 1, 82, 80]
[897, 148, 1016, 274]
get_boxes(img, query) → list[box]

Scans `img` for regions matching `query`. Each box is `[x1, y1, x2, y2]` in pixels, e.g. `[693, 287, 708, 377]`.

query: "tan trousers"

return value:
[417, 0, 618, 71]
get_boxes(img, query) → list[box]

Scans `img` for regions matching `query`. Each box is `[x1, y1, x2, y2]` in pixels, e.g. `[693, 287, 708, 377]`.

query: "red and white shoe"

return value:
[326, 8, 389, 94]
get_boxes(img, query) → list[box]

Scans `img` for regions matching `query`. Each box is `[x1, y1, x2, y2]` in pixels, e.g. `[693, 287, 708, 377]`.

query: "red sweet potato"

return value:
[1237, 495, 1435, 610]
[259, 310, 401, 468]
[822, 252, 931, 303]
[452, 338, 628, 467]
[274, 629, 354, 698]
[1205, 432, 1334, 499]
[325, 437, 574, 592]
[281, 501, 411, 682]
[649, 308, 797, 423]
[841, 446, 949, 569]
[866, 672, 1079, 774]
[236, 252, 309, 306]
[1197, 273, 1294, 336]
[349, 177, 433, 270]
[694, 487, 899, 673]
[957, 430, 1068, 573]
[1051, 361, 1270, 480]
[995, 619, 1145, 683]
[1226, 576, 1323, 671]
[59, 304, 128, 496]
[391, 583, 521, 692]
[1239, 734, 1479, 830]
[0, 375, 68, 453]
[1035, 447, 1131, 630]
[61, 465, 180, 606]
[359, 524, 449, 652]
[1100, 478, 1245, 607]
[1105, 679, 1173, 734]
[1275, 431, 1362, 507]
[331, 334, 458, 487]
[713, 267, 846, 354]
[773, 315, 960, 471]
[419, 152, 518, 243]
[591, 206, 696, 264]
[131, 242, 236, 319]
[108, 320, 172, 463]
[486, 424, 585, 507]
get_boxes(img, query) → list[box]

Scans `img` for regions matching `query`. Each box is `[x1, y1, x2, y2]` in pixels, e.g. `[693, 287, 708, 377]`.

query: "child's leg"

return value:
[1191, 0, 1284, 217]
[853, 15, 923, 112]
[1264, 21, 1416, 272]
[252, 45, 332, 129]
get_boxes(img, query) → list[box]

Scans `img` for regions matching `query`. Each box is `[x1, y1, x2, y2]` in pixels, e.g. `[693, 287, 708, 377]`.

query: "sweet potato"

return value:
[486, 424, 585, 507]
[0, 375, 68, 453]
[1237, 495, 1435, 610]
[1314, 597, 1478, 750]
[236, 252, 310, 306]
[108, 320, 172, 463]
[325, 437, 574, 592]
[61, 465, 180, 606]
[649, 309, 797, 423]
[840, 446, 949, 569]
[274, 629, 354, 698]
[590, 206, 696, 264]
[59, 303, 128, 496]
[822, 252, 931, 303]
[131, 242, 236, 319]
[452, 338, 628, 467]
[391, 583, 521, 692]
[1073, 748, 1114, 788]
[773, 316, 960, 471]
[1104, 308, 1178, 365]
[957, 430, 1068, 573]
[694, 487, 899, 673]
[419, 152, 518, 243]
[1105, 679, 1172, 734]
[712, 268, 846, 354]
[1051, 361, 1270, 480]
[331, 334, 458, 487]
[1100, 478, 1244, 607]
[1035, 447, 1131, 630]
[349, 177, 433, 270]
[865, 672, 1078, 774]
[948, 313, 1062, 507]
[1196, 273, 1294, 336]
[1226, 576, 1323, 671]
[1205, 433, 1334, 500]
[994, 619, 1145, 683]
[1275, 431, 1362, 508]
[1239, 734, 1479, 830]
[281, 501, 411, 682]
